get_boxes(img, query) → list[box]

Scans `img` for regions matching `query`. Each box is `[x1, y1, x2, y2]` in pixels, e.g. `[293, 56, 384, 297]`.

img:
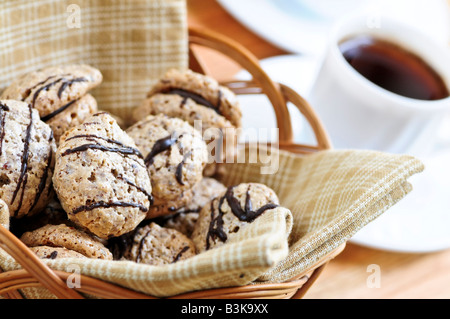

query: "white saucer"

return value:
[236, 54, 450, 253]
[218, 0, 450, 55]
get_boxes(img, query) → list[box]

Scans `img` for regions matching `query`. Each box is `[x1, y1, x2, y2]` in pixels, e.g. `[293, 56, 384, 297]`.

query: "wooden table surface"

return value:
[187, 0, 450, 299]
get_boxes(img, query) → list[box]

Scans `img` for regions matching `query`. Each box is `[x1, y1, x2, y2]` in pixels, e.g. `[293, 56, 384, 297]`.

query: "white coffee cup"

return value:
[308, 14, 450, 156]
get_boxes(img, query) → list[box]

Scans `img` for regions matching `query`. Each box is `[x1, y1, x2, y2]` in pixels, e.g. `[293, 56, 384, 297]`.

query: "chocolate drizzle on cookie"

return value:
[31, 76, 87, 106]
[62, 134, 145, 168]
[11, 104, 34, 217]
[22, 75, 56, 98]
[216, 90, 222, 109]
[205, 185, 279, 249]
[20, 75, 62, 102]
[65, 134, 142, 154]
[179, 96, 188, 108]
[62, 143, 143, 159]
[49, 251, 58, 259]
[163, 88, 222, 115]
[57, 77, 87, 98]
[117, 175, 153, 206]
[173, 245, 190, 263]
[29, 131, 54, 213]
[144, 135, 177, 166]
[206, 196, 228, 250]
[135, 227, 152, 263]
[0, 102, 10, 157]
[175, 151, 191, 185]
[41, 98, 79, 122]
[225, 186, 278, 223]
[31, 77, 66, 107]
[71, 200, 148, 215]
[0, 102, 10, 112]
[19, 75, 88, 117]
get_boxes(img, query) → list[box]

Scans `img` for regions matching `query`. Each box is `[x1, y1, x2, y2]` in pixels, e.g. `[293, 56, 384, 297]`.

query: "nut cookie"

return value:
[161, 177, 227, 237]
[29, 246, 88, 259]
[132, 69, 242, 175]
[126, 114, 208, 218]
[20, 223, 113, 260]
[0, 198, 9, 230]
[1, 64, 102, 116]
[1, 64, 102, 144]
[139, 69, 242, 129]
[133, 93, 235, 132]
[53, 112, 152, 239]
[148, 188, 194, 220]
[122, 222, 196, 266]
[0, 100, 56, 219]
[191, 183, 280, 253]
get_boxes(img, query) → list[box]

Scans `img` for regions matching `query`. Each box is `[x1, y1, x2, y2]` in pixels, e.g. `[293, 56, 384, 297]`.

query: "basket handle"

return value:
[189, 27, 294, 145]
[188, 26, 331, 152]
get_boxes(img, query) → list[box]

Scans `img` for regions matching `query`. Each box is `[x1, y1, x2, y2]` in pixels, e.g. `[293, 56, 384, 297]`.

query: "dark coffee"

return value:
[339, 35, 449, 100]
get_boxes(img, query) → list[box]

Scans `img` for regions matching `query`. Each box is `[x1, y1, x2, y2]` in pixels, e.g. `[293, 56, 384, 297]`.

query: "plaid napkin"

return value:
[221, 146, 424, 283]
[0, 145, 423, 298]
[0, 0, 188, 125]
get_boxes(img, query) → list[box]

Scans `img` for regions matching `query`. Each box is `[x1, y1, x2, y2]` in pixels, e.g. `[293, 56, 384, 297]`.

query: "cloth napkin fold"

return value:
[0, 146, 424, 298]
[226, 146, 424, 283]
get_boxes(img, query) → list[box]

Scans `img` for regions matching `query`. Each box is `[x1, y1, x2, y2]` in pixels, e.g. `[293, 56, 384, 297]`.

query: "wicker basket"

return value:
[0, 27, 345, 299]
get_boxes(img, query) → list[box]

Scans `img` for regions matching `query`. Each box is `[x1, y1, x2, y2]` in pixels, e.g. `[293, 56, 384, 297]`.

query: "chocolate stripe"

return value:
[179, 96, 188, 108]
[65, 134, 140, 152]
[63, 136, 144, 168]
[61, 143, 143, 159]
[117, 175, 153, 206]
[14, 174, 28, 217]
[57, 77, 87, 98]
[225, 186, 278, 223]
[0, 103, 10, 157]
[217, 89, 222, 109]
[71, 200, 148, 215]
[206, 196, 228, 250]
[29, 132, 54, 212]
[28, 76, 87, 110]
[0, 103, 10, 111]
[136, 228, 152, 263]
[41, 99, 79, 122]
[175, 151, 191, 185]
[163, 88, 222, 115]
[21, 75, 59, 102]
[205, 185, 279, 249]
[31, 78, 66, 107]
[144, 135, 177, 166]
[172, 246, 190, 263]
[11, 104, 33, 217]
